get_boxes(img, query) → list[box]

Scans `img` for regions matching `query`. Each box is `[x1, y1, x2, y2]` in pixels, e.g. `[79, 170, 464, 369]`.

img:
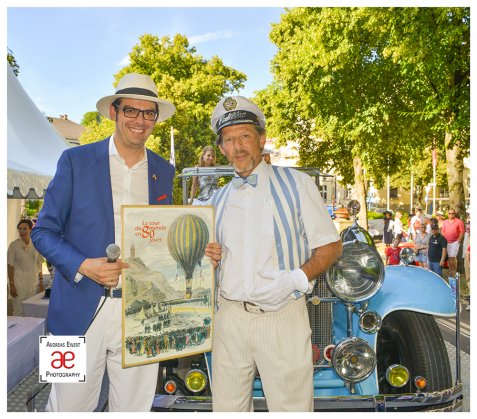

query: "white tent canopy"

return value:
[7, 62, 71, 199]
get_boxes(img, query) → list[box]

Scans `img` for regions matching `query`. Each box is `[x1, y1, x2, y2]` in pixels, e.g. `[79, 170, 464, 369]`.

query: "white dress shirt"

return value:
[219, 160, 340, 311]
[109, 134, 149, 288]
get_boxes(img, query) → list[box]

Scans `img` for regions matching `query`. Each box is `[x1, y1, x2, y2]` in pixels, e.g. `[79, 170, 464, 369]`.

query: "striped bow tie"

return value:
[231, 174, 258, 189]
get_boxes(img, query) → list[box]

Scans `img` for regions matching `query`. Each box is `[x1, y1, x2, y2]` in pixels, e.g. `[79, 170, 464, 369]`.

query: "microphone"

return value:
[106, 244, 121, 263]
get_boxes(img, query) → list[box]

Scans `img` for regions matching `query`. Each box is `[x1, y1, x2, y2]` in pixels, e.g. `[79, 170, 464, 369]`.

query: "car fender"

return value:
[368, 265, 456, 317]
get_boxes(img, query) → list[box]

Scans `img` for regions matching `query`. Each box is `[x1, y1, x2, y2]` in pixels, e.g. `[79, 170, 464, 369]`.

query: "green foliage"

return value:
[80, 111, 101, 126]
[368, 211, 384, 220]
[79, 33, 245, 204]
[367, 212, 384, 220]
[380, 7, 470, 149]
[26, 200, 42, 216]
[255, 7, 469, 210]
[389, 150, 448, 191]
[255, 7, 431, 187]
[7, 48, 19, 76]
[80, 117, 115, 144]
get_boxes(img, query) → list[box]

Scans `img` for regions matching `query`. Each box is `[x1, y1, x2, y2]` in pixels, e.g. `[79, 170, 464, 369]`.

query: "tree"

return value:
[255, 8, 430, 229]
[380, 7, 470, 220]
[81, 111, 101, 126]
[256, 7, 469, 223]
[7, 48, 19, 76]
[79, 33, 246, 203]
[390, 150, 448, 211]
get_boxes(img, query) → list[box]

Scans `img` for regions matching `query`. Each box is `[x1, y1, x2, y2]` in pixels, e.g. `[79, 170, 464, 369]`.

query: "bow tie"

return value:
[231, 174, 258, 189]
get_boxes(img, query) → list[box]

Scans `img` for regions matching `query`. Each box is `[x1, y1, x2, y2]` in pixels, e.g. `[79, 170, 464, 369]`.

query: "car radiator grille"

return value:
[308, 274, 334, 366]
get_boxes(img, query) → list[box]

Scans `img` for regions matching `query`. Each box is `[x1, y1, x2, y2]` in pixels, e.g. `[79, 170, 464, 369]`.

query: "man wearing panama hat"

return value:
[32, 73, 220, 411]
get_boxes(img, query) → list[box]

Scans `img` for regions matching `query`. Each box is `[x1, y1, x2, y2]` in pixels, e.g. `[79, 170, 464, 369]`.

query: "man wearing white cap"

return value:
[208, 96, 342, 411]
[31, 73, 220, 411]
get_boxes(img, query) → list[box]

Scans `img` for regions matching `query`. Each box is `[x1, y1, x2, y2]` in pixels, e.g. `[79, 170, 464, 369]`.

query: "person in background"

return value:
[441, 208, 465, 278]
[385, 237, 402, 265]
[189, 145, 220, 205]
[424, 214, 434, 233]
[414, 223, 430, 269]
[463, 222, 470, 310]
[262, 148, 272, 164]
[436, 211, 445, 230]
[393, 211, 405, 242]
[410, 208, 425, 241]
[7, 219, 44, 316]
[383, 211, 394, 247]
[426, 224, 448, 277]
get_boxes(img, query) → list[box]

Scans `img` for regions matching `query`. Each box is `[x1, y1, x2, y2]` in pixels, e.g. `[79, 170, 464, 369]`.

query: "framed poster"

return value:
[121, 205, 215, 367]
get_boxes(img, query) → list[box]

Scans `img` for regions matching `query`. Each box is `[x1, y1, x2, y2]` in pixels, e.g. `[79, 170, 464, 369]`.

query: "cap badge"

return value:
[223, 97, 237, 111]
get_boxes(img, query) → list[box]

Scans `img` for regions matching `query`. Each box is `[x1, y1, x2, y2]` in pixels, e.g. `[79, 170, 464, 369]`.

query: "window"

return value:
[390, 188, 398, 198]
[320, 185, 328, 202]
[345, 187, 354, 199]
[439, 188, 449, 198]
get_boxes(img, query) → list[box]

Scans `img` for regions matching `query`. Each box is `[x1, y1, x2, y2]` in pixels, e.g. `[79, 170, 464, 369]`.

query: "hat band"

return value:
[115, 87, 158, 98]
[216, 110, 259, 132]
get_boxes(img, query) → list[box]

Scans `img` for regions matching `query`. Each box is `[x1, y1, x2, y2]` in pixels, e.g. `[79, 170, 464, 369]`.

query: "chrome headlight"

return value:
[332, 336, 377, 383]
[325, 242, 385, 303]
[400, 247, 415, 264]
[185, 369, 208, 393]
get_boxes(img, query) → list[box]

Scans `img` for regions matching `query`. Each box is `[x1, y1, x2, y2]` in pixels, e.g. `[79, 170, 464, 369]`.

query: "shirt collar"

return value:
[109, 133, 148, 168]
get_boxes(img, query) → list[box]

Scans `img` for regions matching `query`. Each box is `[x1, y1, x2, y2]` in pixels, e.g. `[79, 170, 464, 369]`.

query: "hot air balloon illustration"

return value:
[167, 214, 209, 299]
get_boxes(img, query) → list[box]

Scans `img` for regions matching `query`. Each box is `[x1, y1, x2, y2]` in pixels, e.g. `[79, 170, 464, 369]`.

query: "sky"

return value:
[7, 7, 284, 124]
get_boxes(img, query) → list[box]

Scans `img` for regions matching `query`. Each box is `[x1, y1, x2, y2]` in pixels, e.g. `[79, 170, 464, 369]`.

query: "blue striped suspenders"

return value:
[212, 166, 313, 310]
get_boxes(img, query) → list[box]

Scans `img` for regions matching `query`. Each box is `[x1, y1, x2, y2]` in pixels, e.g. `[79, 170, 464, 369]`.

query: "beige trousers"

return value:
[212, 297, 314, 412]
[12, 288, 37, 316]
[46, 297, 159, 412]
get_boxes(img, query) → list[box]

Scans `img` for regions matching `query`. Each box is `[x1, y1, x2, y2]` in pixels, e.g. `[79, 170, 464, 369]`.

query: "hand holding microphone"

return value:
[78, 244, 130, 286]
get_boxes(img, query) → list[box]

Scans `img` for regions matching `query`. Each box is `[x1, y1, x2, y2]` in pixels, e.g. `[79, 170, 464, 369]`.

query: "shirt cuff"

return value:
[74, 272, 83, 283]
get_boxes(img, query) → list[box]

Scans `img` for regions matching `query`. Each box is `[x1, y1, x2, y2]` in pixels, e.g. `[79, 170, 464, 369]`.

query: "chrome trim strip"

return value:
[152, 383, 463, 411]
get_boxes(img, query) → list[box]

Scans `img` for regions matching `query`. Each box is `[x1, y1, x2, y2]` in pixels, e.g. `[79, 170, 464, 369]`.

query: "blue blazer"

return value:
[31, 137, 175, 336]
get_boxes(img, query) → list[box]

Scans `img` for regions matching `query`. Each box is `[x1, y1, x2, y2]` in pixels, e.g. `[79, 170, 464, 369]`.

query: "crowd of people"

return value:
[125, 323, 212, 358]
[383, 207, 470, 310]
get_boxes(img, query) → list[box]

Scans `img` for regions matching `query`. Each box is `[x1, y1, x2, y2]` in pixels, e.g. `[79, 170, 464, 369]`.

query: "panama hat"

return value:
[96, 73, 176, 124]
[211, 96, 265, 135]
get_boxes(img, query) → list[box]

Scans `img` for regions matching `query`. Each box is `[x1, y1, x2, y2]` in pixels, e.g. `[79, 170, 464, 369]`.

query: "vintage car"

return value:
[152, 169, 463, 412]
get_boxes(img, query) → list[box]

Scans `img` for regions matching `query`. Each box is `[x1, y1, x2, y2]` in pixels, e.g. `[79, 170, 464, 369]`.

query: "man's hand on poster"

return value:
[78, 257, 130, 287]
[250, 268, 309, 306]
[205, 243, 222, 268]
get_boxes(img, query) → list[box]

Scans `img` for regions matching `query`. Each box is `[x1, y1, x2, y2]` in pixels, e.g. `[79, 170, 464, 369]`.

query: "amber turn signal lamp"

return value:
[413, 376, 427, 389]
[164, 380, 177, 394]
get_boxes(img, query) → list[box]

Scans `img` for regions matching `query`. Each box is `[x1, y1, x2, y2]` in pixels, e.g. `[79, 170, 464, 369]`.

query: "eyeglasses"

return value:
[115, 105, 158, 121]
[448, 212, 455, 215]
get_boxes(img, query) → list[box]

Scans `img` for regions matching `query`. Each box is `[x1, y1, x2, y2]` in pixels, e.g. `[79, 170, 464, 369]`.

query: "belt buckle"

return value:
[243, 302, 264, 314]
